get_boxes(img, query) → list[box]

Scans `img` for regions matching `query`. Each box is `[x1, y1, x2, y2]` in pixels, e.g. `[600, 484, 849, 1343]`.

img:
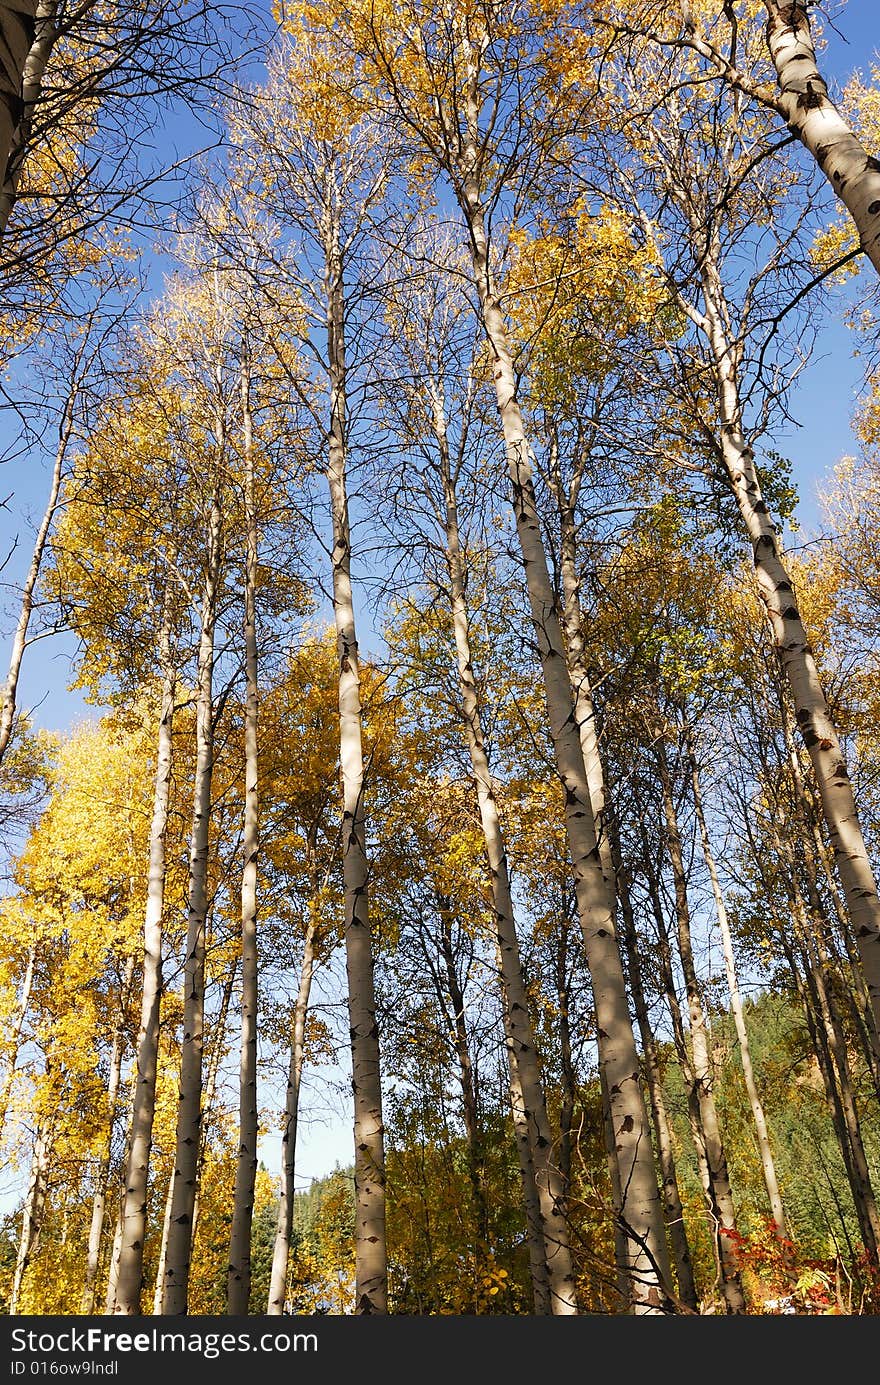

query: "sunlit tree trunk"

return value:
[431, 381, 576, 1313]
[227, 360, 260, 1316]
[9, 1113, 51, 1312]
[80, 956, 134, 1314]
[762, 0, 880, 279]
[324, 196, 386, 1314]
[457, 169, 669, 1318]
[189, 952, 236, 1255]
[698, 253, 880, 1042]
[162, 492, 223, 1314]
[267, 912, 318, 1315]
[656, 739, 745, 1314]
[0, 379, 73, 766]
[684, 725, 787, 1241]
[113, 624, 175, 1314]
[0, 940, 34, 1141]
[611, 814, 698, 1311]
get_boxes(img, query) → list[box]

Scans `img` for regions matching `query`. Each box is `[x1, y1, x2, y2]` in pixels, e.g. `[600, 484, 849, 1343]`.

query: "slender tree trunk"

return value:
[436, 895, 490, 1255]
[762, 0, 880, 279]
[190, 950, 236, 1255]
[162, 495, 222, 1315]
[0, 383, 72, 766]
[80, 956, 135, 1314]
[227, 362, 260, 1317]
[0, 940, 34, 1141]
[8, 1115, 50, 1313]
[0, 1, 36, 216]
[430, 381, 576, 1313]
[684, 726, 787, 1239]
[324, 202, 385, 1314]
[656, 740, 746, 1314]
[267, 915, 319, 1315]
[456, 174, 669, 1316]
[152, 1168, 175, 1316]
[698, 258, 880, 1040]
[612, 815, 698, 1311]
[113, 629, 175, 1314]
[493, 937, 553, 1316]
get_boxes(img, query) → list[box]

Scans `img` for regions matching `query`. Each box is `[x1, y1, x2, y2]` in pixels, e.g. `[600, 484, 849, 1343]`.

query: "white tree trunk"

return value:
[431, 385, 577, 1313]
[267, 918, 318, 1315]
[656, 742, 745, 1314]
[0, 940, 34, 1141]
[80, 956, 134, 1314]
[0, 382, 72, 766]
[227, 363, 260, 1316]
[685, 726, 787, 1240]
[9, 1114, 50, 1312]
[162, 496, 222, 1315]
[699, 264, 880, 1047]
[325, 200, 386, 1315]
[0, 0, 56, 234]
[763, 0, 880, 278]
[458, 179, 669, 1312]
[113, 632, 175, 1314]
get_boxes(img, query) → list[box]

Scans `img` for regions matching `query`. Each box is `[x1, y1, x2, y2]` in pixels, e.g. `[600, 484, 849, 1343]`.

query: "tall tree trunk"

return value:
[430, 381, 576, 1313]
[436, 894, 490, 1258]
[0, 379, 73, 766]
[162, 494, 222, 1315]
[227, 361, 260, 1317]
[189, 951, 236, 1255]
[324, 202, 385, 1314]
[267, 913, 319, 1315]
[698, 257, 880, 1041]
[0, 1, 36, 215]
[455, 174, 669, 1317]
[152, 1168, 175, 1316]
[684, 725, 787, 1240]
[8, 1113, 50, 1313]
[762, 0, 880, 279]
[612, 815, 698, 1311]
[0, 0, 57, 234]
[493, 937, 552, 1316]
[80, 955, 135, 1314]
[0, 940, 34, 1141]
[113, 627, 175, 1314]
[656, 740, 746, 1314]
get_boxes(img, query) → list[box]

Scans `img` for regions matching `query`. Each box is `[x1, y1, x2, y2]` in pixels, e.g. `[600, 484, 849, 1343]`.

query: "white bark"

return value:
[267, 918, 318, 1315]
[80, 956, 134, 1314]
[162, 494, 222, 1315]
[227, 363, 260, 1316]
[431, 383, 577, 1313]
[458, 180, 669, 1311]
[763, 1, 880, 279]
[9, 1114, 50, 1312]
[0, 940, 34, 1141]
[113, 632, 175, 1314]
[0, 383, 72, 766]
[699, 262, 880, 1047]
[325, 196, 386, 1315]
[685, 727, 787, 1240]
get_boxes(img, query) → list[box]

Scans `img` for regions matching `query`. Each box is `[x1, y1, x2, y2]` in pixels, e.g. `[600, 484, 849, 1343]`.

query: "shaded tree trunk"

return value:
[0, 1, 37, 223]
[9, 1113, 50, 1312]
